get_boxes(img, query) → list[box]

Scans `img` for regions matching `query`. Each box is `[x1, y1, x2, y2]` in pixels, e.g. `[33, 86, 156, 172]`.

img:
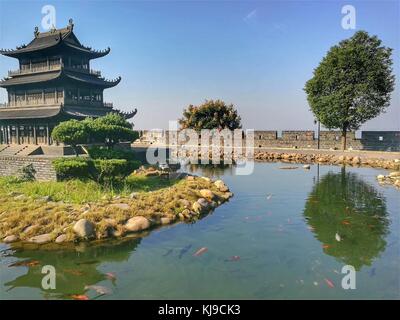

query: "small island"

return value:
[0, 165, 233, 245]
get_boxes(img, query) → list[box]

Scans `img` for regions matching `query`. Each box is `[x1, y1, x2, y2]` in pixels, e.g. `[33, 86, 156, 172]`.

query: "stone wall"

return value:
[361, 131, 400, 151]
[0, 156, 57, 181]
[136, 130, 399, 151]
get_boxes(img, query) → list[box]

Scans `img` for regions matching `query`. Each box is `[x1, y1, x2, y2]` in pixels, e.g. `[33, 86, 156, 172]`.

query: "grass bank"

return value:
[0, 173, 232, 244]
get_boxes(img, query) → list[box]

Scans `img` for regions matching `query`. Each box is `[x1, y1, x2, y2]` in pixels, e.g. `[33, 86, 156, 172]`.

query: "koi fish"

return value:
[225, 255, 240, 262]
[63, 269, 84, 276]
[193, 247, 208, 257]
[84, 285, 112, 295]
[163, 249, 173, 257]
[71, 294, 89, 300]
[9, 259, 40, 267]
[322, 244, 330, 249]
[335, 233, 341, 242]
[341, 220, 351, 225]
[324, 278, 335, 288]
[105, 272, 116, 281]
[369, 268, 376, 277]
[178, 244, 192, 259]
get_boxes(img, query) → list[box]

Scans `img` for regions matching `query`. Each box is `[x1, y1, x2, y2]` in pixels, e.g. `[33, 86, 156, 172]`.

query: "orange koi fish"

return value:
[71, 294, 89, 300]
[341, 220, 351, 225]
[9, 259, 40, 267]
[324, 278, 335, 288]
[193, 247, 208, 256]
[322, 244, 330, 249]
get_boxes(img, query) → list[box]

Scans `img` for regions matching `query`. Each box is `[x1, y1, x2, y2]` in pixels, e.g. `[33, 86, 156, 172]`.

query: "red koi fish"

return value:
[105, 272, 116, 281]
[71, 294, 89, 300]
[324, 278, 335, 288]
[193, 247, 208, 256]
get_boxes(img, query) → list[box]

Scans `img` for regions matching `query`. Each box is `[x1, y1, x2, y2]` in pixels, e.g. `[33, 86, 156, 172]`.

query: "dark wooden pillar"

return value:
[33, 125, 37, 145]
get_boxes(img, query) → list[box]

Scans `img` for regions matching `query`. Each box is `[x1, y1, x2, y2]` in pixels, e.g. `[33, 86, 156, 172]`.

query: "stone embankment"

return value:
[254, 151, 400, 170]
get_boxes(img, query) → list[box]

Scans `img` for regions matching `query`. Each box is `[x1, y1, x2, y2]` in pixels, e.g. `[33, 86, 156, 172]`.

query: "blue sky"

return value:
[0, 0, 399, 130]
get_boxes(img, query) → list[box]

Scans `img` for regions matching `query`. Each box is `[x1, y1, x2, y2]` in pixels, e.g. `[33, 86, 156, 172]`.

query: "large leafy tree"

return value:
[304, 31, 395, 149]
[179, 99, 242, 131]
[85, 113, 138, 149]
[51, 120, 88, 155]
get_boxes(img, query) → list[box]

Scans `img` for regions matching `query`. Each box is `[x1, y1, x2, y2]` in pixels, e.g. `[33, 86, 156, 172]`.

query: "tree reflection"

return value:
[3, 236, 142, 299]
[304, 168, 389, 270]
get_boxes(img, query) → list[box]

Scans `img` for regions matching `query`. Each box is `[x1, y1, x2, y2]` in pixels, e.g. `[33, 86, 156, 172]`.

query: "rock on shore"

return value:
[377, 172, 400, 189]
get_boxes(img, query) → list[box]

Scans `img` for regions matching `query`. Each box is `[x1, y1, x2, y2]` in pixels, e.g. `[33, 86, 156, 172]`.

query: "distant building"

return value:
[0, 19, 137, 145]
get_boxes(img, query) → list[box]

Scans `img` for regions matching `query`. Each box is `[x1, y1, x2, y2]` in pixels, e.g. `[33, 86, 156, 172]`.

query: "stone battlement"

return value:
[135, 130, 400, 152]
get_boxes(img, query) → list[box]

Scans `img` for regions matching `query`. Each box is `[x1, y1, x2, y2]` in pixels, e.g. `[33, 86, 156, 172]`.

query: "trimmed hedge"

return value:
[53, 157, 140, 182]
[53, 158, 92, 180]
[87, 146, 137, 161]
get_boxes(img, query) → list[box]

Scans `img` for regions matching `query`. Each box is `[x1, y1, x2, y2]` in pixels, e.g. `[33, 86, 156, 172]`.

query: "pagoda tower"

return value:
[0, 19, 137, 145]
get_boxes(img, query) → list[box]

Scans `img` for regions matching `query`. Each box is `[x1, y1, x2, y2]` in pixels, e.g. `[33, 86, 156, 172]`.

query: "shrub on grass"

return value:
[53, 158, 93, 180]
[18, 164, 36, 181]
[93, 159, 140, 184]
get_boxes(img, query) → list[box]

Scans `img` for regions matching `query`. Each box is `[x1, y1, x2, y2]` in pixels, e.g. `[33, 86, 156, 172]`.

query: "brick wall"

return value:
[0, 156, 57, 181]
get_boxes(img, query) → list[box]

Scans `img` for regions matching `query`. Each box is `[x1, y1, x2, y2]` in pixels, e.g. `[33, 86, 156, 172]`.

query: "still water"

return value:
[1, 162, 399, 299]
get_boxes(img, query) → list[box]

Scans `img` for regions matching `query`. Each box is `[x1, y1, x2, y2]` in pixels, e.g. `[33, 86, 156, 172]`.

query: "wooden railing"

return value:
[8, 64, 101, 77]
[8, 64, 61, 76]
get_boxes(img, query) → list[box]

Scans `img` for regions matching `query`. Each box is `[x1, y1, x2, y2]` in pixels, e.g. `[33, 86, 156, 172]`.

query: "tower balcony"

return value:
[7, 64, 101, 77]
[8, 64, 61, 76]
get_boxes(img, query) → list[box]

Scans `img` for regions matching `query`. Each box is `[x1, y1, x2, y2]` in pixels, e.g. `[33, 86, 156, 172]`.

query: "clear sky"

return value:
[0, 0, 399, 131]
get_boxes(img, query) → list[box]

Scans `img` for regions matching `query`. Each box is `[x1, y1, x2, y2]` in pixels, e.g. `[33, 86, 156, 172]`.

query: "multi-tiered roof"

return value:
[0, 19, 136, 122]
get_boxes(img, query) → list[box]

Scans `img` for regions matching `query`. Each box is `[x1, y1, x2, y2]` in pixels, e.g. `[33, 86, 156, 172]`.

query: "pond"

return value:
[0, 162, 399, 299]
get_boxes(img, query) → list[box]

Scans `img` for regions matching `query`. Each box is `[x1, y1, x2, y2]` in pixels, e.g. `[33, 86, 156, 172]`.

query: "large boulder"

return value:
[389, 171, 400, 178]
[352, 156, 361, 165]
[3, 235, 18, 243]
[125, 216, 151, 232]
[192, 198, 211, 214]
[55, 234, 67, 244]
[214, 180, 229, 192]
[199, 189, 215, 200]
[28, 233, 52, 244]
[73, 219, 96, 238]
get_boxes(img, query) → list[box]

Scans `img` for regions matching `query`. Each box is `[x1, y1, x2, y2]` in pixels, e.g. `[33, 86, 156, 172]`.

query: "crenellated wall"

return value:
[136, 130, 400, 151]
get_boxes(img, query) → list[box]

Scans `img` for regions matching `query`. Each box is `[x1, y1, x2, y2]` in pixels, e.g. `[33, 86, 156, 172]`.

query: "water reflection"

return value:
[184, 163, 234, 178]
[3, 237, 141, 299]
[304, 168, 389, 270]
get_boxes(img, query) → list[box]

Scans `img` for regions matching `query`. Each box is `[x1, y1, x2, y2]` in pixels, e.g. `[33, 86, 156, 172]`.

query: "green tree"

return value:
[304, 31, 395, 149]
[51, 120, 88, 156]
[179, 99, 242, 131]
[86, 113, 138, 149]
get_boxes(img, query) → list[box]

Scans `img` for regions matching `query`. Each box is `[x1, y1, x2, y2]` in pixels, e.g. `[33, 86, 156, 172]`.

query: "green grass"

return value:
[0, 175, 175, 204]
[0, 174, 231, 242]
